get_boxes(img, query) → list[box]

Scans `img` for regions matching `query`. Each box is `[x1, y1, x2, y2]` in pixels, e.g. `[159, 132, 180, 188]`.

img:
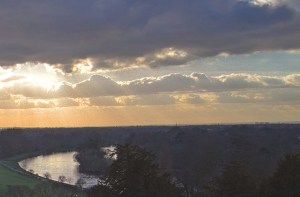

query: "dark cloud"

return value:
[0, 0, 298, 68]
[232, 1, 294, 26]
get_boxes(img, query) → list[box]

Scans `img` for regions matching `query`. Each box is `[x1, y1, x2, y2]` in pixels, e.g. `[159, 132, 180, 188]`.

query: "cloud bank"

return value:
[0, 0, 299, 69]
[1, 62, 300, 109]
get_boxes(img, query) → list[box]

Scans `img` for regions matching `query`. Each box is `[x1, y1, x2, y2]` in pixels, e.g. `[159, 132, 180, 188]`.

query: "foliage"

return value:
[88, 144, 181, 197]
[75, 148, 110, 175]
[75, 178, 86, 189]
[88, 185, 117, 197]
[0, 183, 86, 197]
[1, 125, 300, 196]
[204, 161, 257, 197]
[259, 154, 300, 197]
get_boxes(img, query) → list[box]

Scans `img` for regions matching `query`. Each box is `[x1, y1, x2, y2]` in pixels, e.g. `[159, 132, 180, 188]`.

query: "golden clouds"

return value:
[0, 62, 300, 126]
[1, 62, 300, 110]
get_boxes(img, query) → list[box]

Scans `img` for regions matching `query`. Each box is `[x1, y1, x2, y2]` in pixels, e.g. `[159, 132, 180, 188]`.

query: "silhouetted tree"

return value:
[88, 185, 117, 197]
[88, 144, 181, 197]
[259, 154, 300, 197]
[75, 149, 110, 175]
[76, 178, 86, 189]
[204, 161, 257, 197]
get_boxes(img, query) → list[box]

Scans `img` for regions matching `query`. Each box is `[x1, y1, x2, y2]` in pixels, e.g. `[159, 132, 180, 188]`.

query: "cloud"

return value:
[89, 96, 119, 106]
[284, 73, 300, 85]
[0, 93, 80, 109]
[1, 66, 300, 109]
[73, 75, 122, 97]
[2, 72, 300, 99]
[0, 0, 298, 69]
[0, 73, 300, 109]
[232, 1, 294, 25]
[172, 94, 206, 104]
[0, 96, 53, 109]
[215, 88, 300, 104]
[0, 92, 11, 101]
[65, 72, 300, 98]
[0, 75, 25, 83]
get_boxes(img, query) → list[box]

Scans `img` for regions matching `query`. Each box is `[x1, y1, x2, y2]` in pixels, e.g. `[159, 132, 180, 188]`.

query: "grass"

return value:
[0, 163, 41, 190]
[0, 152, 80, 192]
[3, 151, 42, 162]
[0, 152, 48, 190]
[0, 163, 86, 196]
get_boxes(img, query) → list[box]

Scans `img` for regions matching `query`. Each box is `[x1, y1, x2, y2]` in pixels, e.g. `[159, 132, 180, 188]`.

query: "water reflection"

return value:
[18, 152, 99, 188]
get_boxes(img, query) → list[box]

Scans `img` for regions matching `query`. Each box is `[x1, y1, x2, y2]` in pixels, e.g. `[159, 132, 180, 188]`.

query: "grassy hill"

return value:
[0, 163, 41, 190]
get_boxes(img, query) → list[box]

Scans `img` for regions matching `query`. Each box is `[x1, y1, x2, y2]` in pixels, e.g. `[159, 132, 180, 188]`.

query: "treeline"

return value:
[0, 145, 300, 197]
[1, 124, 300, 195]
[74, 124, 300, 195]
[1, 124, 299, 162]
[0, 127, 126, 159]
[86, 144, 300, 197]
[202, 154, 300, 197]
[75, 149, 111, 175]
[3, 144, 299, 196]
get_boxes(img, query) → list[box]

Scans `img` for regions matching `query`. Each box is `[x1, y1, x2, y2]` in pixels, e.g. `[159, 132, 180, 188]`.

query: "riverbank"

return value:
[0, 152, 81, 191]
[0, 161, 42, 190]
[18, 151, 99, 188]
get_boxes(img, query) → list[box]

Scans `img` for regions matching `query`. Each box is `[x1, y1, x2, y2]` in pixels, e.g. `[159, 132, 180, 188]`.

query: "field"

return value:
[0, 162, 41, 190]
[0, 152, 47, 190]
[0, 153, 81, 193]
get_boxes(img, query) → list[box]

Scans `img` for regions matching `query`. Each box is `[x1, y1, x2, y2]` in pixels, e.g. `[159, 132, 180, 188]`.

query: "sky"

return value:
[1, 0, 300, 127]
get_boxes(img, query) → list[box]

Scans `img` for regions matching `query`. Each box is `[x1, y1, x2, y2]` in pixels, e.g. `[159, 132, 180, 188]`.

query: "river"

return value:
[18, 152, 99, 188]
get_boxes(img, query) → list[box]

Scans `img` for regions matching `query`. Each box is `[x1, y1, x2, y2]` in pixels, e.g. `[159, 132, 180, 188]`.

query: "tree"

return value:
[88, 144, 181, 197]
[75, 148, 110, 175]
[204, 161, 257, 197]
[260, 154, 300, 197]
[44, 172, 51, 179]
[76, 178, 86, 189]
[88, 185, 117, 197]
[58, 175, 67, 183]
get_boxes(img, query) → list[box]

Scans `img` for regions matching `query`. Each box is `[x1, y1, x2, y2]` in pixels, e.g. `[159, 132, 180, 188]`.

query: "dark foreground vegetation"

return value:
[88, 145, 181, 197]
[0, 124, 300, 196]
[86, 144, 300, 197]
[0, 183, 86, 197]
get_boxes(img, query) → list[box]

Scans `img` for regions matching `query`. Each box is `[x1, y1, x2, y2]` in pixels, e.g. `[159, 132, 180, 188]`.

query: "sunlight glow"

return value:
[250, 0, 278, 6]
[72, 59, 94, 73]
[11, 62, 63, 90]
[26, 74, 59, 90]
[156, 48, 188, 59]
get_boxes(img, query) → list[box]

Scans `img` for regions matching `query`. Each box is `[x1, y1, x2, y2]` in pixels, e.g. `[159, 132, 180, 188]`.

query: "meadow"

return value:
[0, 162, 41, 190]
